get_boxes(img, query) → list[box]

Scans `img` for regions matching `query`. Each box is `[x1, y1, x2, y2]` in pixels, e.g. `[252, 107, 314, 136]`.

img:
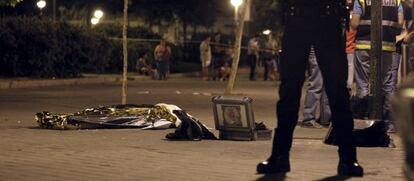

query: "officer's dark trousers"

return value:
[271, 15, 357, 162]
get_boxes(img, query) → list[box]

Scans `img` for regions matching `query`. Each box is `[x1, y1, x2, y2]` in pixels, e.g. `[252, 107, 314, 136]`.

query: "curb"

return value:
[0, 72, 200, 89]
[0, 77, 118, 89]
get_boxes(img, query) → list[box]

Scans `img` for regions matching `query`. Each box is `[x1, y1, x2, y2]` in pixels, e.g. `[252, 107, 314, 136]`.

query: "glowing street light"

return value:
[231, 0, 243, 7]
[91, 9, 104, 26]
[263, 29, 271, 35]
[36, 0, 46, 9]
[94, 9, 104, 19]
[91, 17, 100, 25]
[230, 0, 243, 21]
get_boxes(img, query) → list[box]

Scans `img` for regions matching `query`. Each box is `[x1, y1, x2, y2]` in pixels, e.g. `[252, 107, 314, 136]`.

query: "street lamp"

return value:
[94, 9, 104, 19]
[36, 0, 46, 9]
[230, 0, 243, 21]
[263, 29, 271, 35]
[91, 9, 104, 26]
[91, 17, 100, 25]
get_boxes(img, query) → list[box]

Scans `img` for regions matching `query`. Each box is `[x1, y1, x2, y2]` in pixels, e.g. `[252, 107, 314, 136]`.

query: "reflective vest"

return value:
[356, 0, 401, 52]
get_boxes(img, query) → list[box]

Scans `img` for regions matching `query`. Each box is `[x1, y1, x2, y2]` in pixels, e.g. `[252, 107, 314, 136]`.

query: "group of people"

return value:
[300, 0, 414, 132]
[247, 33, 280, 81]
[200, 33, 233, 81]
[200, 32, 281, 81]
[136, 40, 172, 80]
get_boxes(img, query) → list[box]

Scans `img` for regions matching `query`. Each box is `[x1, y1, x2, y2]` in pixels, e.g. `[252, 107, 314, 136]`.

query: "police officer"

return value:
[257, 0, 364, 176]
[352, 0, 404, 131]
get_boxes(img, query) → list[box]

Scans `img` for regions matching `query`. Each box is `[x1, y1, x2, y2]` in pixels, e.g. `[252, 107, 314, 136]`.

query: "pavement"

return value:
[0, 69, 406, 181]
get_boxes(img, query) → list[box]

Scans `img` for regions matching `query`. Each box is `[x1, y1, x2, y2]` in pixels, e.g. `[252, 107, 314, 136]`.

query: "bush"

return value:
[0, 17, 117, 78]
[94, 23, 162, 39]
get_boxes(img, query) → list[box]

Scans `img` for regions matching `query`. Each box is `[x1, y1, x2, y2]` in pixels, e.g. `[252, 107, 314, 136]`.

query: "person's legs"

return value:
[314, 17, 362, 176]
[352, 51, 371, 119]
[249, 55, 257, 80]
[248, 55, 257, 80]
[263, 59, 270, 81]
[272, 18, 312, 159]
[157, 60, 168, 80]
[269, 59, 277, 80]
[156, 61, 163, 80]
[202, 66, 209, 80]
[302, 47, 324, 127]
[382, 52, 398, 131]
[319, 89, 331, 126]
[354, 50, 371, 98]
[347, 53, 355, 90]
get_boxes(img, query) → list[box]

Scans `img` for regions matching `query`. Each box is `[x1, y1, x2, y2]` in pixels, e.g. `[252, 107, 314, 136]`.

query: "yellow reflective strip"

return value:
[359, 0, 365, 15]
[356, 44, 370, 50]
[356, 42, 396, 51]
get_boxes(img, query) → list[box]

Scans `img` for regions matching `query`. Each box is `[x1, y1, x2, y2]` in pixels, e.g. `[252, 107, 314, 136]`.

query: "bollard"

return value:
[392, 81, 414, 181]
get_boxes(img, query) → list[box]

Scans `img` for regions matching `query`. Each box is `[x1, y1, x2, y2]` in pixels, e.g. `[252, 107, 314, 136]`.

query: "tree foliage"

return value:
[0, 0, 22, 7]
[131, 0, 219, 27]
[252, 0, 284, 35]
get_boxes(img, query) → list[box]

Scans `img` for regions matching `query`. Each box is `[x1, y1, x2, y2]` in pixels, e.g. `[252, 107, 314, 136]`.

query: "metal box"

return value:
[212, 96, 272, 141]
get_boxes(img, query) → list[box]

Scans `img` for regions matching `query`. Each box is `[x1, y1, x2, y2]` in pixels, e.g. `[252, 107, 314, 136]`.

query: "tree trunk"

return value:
[122, 0, 128, 104]
[225, 0, 250, 94]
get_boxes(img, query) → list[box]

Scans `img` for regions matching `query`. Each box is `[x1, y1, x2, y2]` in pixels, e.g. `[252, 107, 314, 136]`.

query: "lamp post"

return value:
[52, 0, 56, 22]
[225, 0, 249, 94]
[36, 0, 46, 16]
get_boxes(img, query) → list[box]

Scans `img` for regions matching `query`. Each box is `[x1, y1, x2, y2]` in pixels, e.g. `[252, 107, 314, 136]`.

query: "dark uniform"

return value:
[257, 0, 364, 176]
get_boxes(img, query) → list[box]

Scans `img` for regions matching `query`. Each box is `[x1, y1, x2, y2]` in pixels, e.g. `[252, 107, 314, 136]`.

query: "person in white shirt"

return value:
[200, 36, 212, 80]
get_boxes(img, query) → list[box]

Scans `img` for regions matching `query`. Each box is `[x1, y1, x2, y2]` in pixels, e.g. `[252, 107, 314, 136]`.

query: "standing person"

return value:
[262, 33, 278, 81]
[200, 36, 212, 81]
[247, 34, 259, 81]
[211, 32, 225, 80]
[257, 0, 364, 177]
[346, 0, 357, 91]
[154, 40, 172, 80]
[351, 0, 404, 128]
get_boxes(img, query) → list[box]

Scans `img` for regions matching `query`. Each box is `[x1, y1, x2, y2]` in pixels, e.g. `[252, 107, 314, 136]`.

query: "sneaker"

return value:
[387, 124, 396, 134]
[300, 120, 324, 129]
[316, 118, 330, 128]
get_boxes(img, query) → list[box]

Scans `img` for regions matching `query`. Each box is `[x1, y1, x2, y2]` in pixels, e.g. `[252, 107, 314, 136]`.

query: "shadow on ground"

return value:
[255, 173, 286, 181]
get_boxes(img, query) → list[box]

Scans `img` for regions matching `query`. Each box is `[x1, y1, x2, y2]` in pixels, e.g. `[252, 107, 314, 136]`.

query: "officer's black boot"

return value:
[337, 147, 364, 177]
[256, 155, 290, 174]
[337, 160, 364, 177]
[257, 128, 291, 174]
